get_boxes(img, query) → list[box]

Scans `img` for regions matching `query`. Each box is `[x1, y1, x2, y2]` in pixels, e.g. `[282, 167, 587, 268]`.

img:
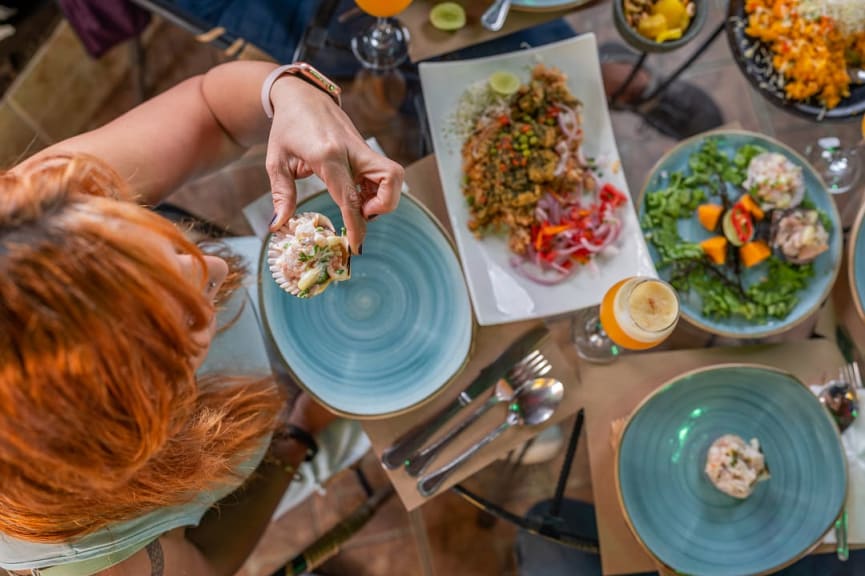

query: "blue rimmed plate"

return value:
[638, 129, 842, 339]
[258, 192, 474, 418]
[617, 364, 847, 576]
[512, 0, 593, 11]
[849, 201, 865, 323]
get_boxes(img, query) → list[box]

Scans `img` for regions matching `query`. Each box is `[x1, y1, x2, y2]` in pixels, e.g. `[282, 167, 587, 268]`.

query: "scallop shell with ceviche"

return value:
[268, 212, 351, 298]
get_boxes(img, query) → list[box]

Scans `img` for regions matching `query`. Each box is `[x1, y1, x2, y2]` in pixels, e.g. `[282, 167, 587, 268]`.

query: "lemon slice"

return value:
[429, 2, 466, 31]
[489, 71, 521, 96]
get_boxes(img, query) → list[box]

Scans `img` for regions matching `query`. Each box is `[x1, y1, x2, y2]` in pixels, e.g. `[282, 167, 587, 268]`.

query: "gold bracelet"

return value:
[262, 454, 302, 481]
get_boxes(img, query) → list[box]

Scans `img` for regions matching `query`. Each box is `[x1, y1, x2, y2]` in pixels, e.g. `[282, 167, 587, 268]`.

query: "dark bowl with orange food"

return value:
[726, 0, 865, 121]
[613, 0, 707, 54]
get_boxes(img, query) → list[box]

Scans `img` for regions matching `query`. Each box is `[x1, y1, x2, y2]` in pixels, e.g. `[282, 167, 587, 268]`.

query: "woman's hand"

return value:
[266, 76, 404, 254]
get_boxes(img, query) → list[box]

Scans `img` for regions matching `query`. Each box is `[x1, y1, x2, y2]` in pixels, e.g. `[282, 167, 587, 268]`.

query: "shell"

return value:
[267, 212, 351, 298]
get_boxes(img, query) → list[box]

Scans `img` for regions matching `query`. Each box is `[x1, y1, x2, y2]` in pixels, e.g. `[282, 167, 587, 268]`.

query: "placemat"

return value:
[402, 0, 590, 62]
[363, 320, 582, 510]
[581, 339, 847, 575]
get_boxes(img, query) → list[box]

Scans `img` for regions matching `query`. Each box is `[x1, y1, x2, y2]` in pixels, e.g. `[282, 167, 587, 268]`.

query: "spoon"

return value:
[481, 0, 513, 32]
[417, 377, 564, 497]
[405, 353, 552, 477]
[848, 67, 865, 86]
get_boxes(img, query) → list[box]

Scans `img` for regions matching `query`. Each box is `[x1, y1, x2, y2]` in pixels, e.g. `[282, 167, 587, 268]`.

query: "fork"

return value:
[841, 362, 862, 390]
[404, 351, 552, 477]
[834, 362, 860, 562]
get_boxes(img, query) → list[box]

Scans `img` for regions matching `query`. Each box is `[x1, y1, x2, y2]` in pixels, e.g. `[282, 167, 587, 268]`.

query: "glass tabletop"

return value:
[292, 1, 865, 572]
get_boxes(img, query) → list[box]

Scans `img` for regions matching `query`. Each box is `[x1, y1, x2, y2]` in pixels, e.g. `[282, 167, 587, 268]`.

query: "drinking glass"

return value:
[351, 0, 413, 70]
[804, 135, 862, 196]
[572, 276, 680, 364]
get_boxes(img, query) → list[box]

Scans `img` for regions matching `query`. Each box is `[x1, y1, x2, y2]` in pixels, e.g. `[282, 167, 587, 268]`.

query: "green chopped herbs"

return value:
[641, 138, 825, 323]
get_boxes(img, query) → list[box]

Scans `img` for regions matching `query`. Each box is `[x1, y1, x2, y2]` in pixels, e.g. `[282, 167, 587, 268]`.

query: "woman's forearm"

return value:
[15, 60, 321, 204]
[199, 61, 278, 148]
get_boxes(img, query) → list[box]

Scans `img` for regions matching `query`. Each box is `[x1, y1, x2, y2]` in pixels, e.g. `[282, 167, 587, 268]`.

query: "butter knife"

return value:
[381, 324, 550, 469]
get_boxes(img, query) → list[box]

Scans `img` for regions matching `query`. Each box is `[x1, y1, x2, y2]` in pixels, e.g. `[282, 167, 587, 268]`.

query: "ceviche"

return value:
[743, 0, 865, 109]
[459, 64, 628, 285]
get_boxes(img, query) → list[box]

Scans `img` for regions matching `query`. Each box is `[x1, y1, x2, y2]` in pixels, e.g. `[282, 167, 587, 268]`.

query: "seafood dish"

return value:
[459, 64, 630, 285]
[267, 212, 350, 298]
[743, 152, 805, 210]
[741, 0, 865, 110]
[641, 136, 834, 323]
[705, 434, 770, 499]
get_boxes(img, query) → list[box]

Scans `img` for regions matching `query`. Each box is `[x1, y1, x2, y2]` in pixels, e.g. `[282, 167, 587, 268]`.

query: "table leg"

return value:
[549, 409, 585, 518]
[638, 20, 726, 104]
[609, 21, 727, 139]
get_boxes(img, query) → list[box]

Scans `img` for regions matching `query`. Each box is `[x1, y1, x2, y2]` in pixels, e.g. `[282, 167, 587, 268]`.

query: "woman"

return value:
[0, 60, 404, 575]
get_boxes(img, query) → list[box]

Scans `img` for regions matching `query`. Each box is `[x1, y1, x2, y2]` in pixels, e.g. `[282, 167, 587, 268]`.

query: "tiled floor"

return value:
[5, 3, 864, 575]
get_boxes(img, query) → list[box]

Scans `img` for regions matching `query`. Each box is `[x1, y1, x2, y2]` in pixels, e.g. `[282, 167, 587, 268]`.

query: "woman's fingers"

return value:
[353, 149, 404, 219]
[266, 151, 299, 231]
[321, 161, 367, 254]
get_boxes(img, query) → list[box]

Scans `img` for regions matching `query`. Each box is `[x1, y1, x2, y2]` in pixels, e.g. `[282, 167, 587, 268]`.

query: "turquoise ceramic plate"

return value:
[617, 365, 847, 576]
[512, 0, 593, 11]
[259, 192, 473, 418]
[638, 130, 842, 339]
[849, 201, 865, 323]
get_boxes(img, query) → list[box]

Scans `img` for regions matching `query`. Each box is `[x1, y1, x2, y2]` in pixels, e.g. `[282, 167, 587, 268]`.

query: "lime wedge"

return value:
[488, 71, 521, 96]
[429, 2, 466, 31]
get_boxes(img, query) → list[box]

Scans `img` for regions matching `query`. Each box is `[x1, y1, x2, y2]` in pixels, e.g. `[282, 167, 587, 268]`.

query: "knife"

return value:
[381, 324, 551, 469]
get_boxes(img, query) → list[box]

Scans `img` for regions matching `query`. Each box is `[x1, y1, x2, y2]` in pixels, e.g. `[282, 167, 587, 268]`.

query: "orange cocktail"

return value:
[599, 277, 679, 350]
[356, 0, 413, 17]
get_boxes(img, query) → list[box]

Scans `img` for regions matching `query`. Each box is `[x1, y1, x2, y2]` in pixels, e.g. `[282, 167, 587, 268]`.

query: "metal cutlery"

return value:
[381, 325, 550, 469]
[405, 350, 552, 476]
[480, 0, 512, 32]
[819, 363, 860, 433]
[818, 361, 861, 562]
[417, 377, 564, 497]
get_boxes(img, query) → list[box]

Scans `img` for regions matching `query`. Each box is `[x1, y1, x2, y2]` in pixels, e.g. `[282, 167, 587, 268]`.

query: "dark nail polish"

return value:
[357, 244, 363, 255]
[270, 213, 277, 226]
[367, 214, 379, 222]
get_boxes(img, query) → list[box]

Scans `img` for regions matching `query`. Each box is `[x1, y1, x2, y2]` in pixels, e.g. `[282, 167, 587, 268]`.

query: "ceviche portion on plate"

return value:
[639, 131, 841, 338]
[459, 64, 630, 285]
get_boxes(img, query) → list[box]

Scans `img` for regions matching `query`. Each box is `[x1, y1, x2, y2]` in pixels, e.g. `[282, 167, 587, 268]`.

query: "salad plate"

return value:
[512, 0, 594, 11]
[420, 34, 655, 326]
[258, 192, 474, 419]
[638, 129, 842, 339]
[849, 200, 865, 323]
[617, 364, 846, 576]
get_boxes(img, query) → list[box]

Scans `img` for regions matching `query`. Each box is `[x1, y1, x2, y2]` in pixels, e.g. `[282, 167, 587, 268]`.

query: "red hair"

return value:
[0, 154, 282, 542]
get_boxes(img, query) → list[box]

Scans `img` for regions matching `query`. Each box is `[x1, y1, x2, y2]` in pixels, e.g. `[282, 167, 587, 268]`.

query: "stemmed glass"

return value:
[804, 136, 862, 195]
[803, 116, 865, 228]
[351, 0, 413, 70]
[572, 276, 680, 364]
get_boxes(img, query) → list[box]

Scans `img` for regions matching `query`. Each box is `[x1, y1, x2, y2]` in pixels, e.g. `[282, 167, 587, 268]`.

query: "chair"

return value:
[514, 498, 865, 576]
[269, 465, 395, 576]
[127, 0, 321, 63]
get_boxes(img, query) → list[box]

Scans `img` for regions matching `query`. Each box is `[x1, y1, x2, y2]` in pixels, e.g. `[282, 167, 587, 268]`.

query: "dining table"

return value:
[265, 2, 865, 574]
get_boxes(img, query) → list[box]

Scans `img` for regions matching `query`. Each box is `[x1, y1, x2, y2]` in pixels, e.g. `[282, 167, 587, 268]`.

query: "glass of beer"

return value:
[352, 0, 414, 70]
[572, 276, 679, 363]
